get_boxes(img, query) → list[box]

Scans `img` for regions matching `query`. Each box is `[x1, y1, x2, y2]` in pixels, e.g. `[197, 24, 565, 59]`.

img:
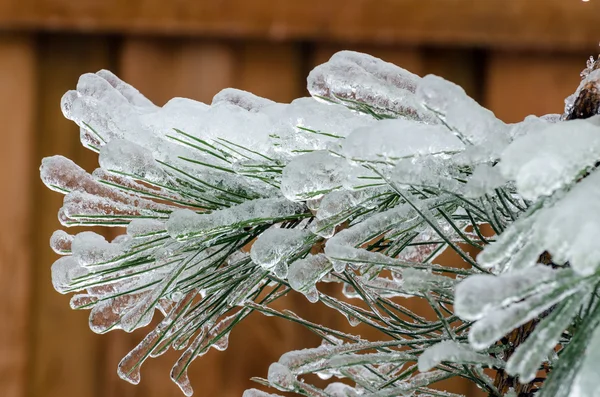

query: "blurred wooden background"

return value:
[1, 1, 599, 396]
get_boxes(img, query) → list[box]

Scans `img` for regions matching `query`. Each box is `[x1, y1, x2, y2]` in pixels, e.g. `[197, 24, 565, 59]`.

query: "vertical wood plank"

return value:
[0, 33, 35, 397]
[30, 34, 115, 397]
[485, 51, 586, 122]
[421, 47, 484, 101]
[236, 41, 304, 102]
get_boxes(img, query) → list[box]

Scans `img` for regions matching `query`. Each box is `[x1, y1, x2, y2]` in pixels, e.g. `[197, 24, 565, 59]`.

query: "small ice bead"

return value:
[267, 362, 295, 390]
[50, 230, 74, 254]
[280, 151, 347, 201]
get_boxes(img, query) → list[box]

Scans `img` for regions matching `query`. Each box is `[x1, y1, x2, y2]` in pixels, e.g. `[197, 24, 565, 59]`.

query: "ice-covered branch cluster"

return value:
[41, 51, 600, 397]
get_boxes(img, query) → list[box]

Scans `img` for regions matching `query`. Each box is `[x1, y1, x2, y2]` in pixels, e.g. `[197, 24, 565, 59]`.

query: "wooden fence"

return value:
[1, 1, 599, 396]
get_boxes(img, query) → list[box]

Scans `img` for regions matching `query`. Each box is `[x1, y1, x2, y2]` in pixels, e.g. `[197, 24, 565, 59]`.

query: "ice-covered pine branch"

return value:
[41, 50, 600, 397]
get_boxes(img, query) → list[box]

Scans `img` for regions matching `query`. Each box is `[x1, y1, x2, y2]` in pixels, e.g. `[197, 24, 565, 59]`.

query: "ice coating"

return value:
[242, 389, 285, 397]
[342, 118, 464, 163]
[468, 279, 585, 350]
[465, 163, 507, 198]
[416, 74, 510, 147]
[50, 230, 73, 254]
[39, 50, 600, 396]
[99, 138, 168, 183]
[166, 199, 307, 241]
[418, 341, 502, 372]
[454, 266, 572, 321]
[71, 231, 122, 266]
[281, 151, 348, 201]
[250, 228, 314, 272]
[307, 51, 433, 121]
[528, 170, 600, 275]
[500, 118, 600, 201]
[506, 290, 587, 383]
[571, 323, 600, 397]
[212, 88, 276, 112]
[287, 254, 332, 302]
[267, 362, 295, 391]
[127, 218, 167, 237]
[391, 156, 463, 193]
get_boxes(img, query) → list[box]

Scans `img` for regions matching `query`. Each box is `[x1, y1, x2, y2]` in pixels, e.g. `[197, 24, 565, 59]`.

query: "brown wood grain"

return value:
[29, 34, 116, 397]
[0, 33, 35, 397]
[485, 51, 587, 123]
[1, 1, 600, 50]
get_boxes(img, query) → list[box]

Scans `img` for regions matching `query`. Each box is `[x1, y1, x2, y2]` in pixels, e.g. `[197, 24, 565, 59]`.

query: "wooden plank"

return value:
[1, 0, 600, 50]
[119, 38, 236, 106]
[30, 34, 115, 397]
[0, 33, 35, 397]
[236, 42, 304, 101]
[485, 51, 587, 122]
